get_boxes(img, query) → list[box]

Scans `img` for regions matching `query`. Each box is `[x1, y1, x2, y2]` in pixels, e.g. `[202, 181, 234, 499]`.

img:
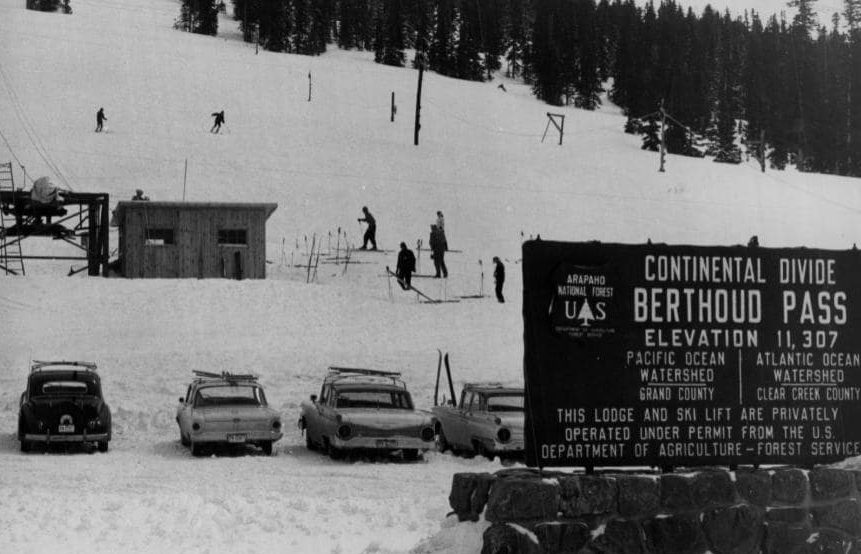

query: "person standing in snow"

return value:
[493, 256, 505, 303]
[429, 224, 447, 278]
[436, 210, 448, 251]
[395, 242, 416, 290]
[358, 206, 377, 250]
[95, 107, 107, 132]
[210, 110, 225, 133]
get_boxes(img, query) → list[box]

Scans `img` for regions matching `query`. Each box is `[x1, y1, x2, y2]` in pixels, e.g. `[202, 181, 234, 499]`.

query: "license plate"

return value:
[227, 433, 246, 443]
[58, 425, 74, 433]
[376, 439, 397, 448]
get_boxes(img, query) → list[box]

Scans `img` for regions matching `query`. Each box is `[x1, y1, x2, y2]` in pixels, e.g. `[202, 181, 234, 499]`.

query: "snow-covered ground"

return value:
[1, 1, 861, 552]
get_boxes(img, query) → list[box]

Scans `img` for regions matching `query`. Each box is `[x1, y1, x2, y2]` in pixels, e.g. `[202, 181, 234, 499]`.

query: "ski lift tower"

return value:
[0, 167, 110, 276]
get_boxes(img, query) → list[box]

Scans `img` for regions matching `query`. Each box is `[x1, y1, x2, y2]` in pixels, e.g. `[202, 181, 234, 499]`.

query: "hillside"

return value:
[1, 1, 861, 553]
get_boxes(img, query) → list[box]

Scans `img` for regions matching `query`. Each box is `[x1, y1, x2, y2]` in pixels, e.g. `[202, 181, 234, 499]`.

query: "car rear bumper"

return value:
[193, 430, 283, 444]
[331, 435, 432, 450]
[23, 432, 109, 443]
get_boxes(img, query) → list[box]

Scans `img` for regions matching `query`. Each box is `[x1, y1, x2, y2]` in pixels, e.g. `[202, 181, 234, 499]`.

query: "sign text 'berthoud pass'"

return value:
[522, 241, 861, 468]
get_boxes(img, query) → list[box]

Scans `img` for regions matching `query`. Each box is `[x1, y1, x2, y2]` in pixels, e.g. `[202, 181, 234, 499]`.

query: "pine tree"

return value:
[377, 0, 407, 67]
[457, 0, 486, 80]
[429, 0, 457, 76]
[178, 0, 219, 36]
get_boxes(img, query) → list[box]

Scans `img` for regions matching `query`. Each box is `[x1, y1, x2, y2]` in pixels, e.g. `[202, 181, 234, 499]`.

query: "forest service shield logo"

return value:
[549, 264, 616, 339]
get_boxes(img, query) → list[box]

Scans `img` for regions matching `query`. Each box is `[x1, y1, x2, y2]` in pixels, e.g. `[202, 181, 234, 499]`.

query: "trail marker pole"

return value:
[391, 92, 396, 122]
[308, 72, 312, 102]
[414, 57, 424, 146]
[182, 158, 188, 200]
[659, 100, 666, 173]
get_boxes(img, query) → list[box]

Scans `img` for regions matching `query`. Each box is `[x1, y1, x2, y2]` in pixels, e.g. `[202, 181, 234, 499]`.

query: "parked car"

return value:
[299, 367, 435, 460]
[176, 371, 283, 456]
[18, 360, 112, 453]
[432, 382, 525, 460]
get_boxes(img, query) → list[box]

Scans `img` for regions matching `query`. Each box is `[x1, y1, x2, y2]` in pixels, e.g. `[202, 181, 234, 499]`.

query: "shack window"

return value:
[145, 228, 175, 246]
[218, 229, 247, 246]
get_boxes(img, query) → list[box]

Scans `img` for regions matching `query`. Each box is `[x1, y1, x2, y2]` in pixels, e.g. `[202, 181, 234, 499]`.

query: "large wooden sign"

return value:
[522, 240, 861, 468]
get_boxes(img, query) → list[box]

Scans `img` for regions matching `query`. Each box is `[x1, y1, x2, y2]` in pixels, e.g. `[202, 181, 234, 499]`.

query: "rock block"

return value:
[702, 504, 763, 554]
[660, 474, 695, 511]
[560, 475, 617, 516]
[450, 472, 497, 521]
[735, 470, 771, 506]
[804, 528, 854, 554]
[617, 476, 660, 518]
[589, 519, 648, 554]
[812, 498, 861, 535]
[482, 522, 544, 554]
[763, 520, 813, 554]
[485, 477, 560, 522]
[691, 471, 735, 508]
[645, 513, 708, 554]
[534, 521, 590, 554]
[809, 468, 854, 501]
[765, 507, 810, 525]
[772, 469, 808, 505]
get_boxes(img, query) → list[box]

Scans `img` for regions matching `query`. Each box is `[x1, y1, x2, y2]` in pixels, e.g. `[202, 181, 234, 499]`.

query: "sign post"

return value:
[522, 240, 861, 469]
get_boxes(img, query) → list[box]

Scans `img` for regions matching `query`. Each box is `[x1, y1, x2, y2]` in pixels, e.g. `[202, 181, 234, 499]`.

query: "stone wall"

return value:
[447, 467, 861, 554]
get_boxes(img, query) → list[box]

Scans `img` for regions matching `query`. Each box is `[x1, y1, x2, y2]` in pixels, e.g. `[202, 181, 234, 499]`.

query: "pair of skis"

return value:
[434, 350, 457, 407]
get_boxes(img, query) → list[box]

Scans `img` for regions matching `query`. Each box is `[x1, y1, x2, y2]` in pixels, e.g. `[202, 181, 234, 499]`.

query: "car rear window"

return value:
[196, 384, 264, 407]
[335, 390, 413, 410]
[31, 379, 98, 397]
[486, 394, 524, 412]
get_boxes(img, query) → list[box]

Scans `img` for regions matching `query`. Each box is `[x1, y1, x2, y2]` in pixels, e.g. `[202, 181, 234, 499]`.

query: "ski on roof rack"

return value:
[327, 366, 402, 378]
[193, 370, 258, 381]
[31, 360, 98, 373]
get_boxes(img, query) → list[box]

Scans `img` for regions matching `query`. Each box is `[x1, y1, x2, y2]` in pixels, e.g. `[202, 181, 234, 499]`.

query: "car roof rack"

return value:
[31, 360, 98, 373]
[193, 370, 258, 382]
[325, 366, 406, 388]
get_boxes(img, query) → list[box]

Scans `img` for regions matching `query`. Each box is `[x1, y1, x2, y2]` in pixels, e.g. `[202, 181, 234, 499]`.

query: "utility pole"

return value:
[659, 99, 666, 173]
[759, 129, 766, 173]
[414, 53, 425, 146]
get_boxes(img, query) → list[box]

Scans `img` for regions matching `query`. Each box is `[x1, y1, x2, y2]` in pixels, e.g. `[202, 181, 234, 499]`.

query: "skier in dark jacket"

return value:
[429, 224, 447, 278]
[395, 242, 416, 290]
[358, 206, 377, 250]
[493, 256, 505, 303]
[210, 110, 225, 133]
[95, 107, 107, 132]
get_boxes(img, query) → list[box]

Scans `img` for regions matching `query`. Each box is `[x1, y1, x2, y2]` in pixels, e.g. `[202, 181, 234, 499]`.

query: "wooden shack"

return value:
[114, 201, 277, 279]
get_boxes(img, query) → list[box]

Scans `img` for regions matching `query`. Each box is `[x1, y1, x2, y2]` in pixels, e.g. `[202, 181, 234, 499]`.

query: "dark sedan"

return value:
[18, 361, 112, 453]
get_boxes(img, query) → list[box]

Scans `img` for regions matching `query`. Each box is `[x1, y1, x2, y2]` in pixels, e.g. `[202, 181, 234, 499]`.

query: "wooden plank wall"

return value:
[121, 206, 268, 279]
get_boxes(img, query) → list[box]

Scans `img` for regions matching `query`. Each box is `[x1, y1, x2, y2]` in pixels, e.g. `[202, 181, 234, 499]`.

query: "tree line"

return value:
[177, 0, 861, 178]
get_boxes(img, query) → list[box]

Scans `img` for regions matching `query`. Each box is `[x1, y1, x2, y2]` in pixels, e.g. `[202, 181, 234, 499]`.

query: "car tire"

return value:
[402, 449, 421, 461]
[474, 441, 494, 461]
[305, 433, 316, 451]
[260, 441, 273, 456]
[98, 441, 109, 453]
[191, 441, 205, 457]
[20, 440, 31, 453]
[326, 439, 344, 461]
[436, 427, 450, 453]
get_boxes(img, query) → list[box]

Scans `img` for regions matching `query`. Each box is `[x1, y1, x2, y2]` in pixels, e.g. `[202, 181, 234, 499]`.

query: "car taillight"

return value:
[420, 427, 435, 442]
[87, 419, 101, 430]
[337, 425, 352, 440]
[497, 428, 511, 443]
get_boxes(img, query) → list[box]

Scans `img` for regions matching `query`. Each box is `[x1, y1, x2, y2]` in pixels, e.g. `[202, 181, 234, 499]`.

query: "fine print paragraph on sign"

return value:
[522, 241, 861, 468]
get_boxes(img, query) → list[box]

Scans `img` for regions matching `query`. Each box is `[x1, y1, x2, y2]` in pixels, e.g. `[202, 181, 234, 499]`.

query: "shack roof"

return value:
[115, 201, 277, 219]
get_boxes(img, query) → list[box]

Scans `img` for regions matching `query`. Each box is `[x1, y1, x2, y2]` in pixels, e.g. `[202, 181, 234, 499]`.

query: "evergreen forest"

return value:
[178, 0, 861, 178]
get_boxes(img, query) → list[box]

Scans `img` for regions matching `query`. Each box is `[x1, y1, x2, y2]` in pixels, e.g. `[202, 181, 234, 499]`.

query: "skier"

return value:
[395, 242, 416, 290]
[358, 206, 377, 250]
[210, 110, 225, 133]
[429, 224, 447, 278]
[131, 189, 150, 201]
[95, 107, 107, 132]
[493, 256, 505, 303]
